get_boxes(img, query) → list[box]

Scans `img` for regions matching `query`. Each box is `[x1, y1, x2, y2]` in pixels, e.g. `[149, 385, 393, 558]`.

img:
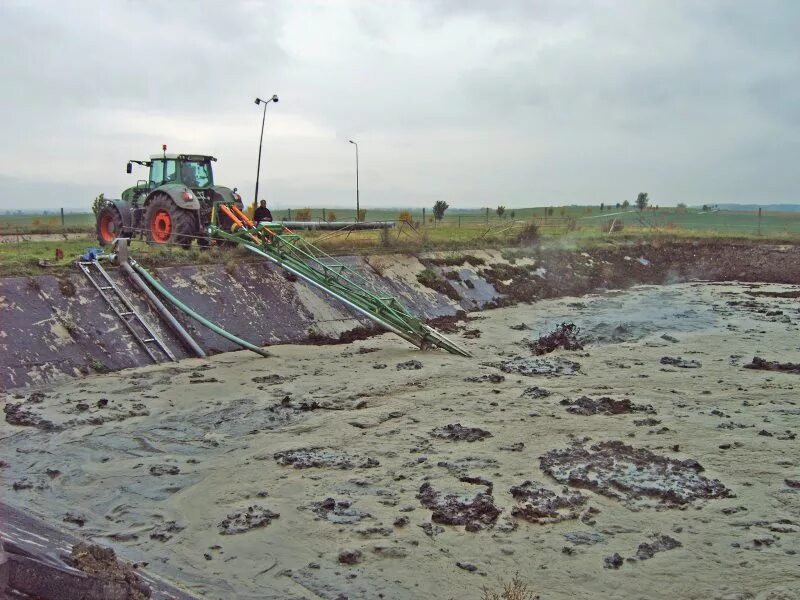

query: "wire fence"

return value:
[3, 208, 800, 264]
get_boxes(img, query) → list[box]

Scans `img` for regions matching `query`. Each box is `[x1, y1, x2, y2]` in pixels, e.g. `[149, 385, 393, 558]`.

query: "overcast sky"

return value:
[1, 0, 798, 211]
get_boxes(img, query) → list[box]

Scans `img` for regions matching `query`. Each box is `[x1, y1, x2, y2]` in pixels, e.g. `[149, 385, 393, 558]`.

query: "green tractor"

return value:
[95, 148, 244, 248]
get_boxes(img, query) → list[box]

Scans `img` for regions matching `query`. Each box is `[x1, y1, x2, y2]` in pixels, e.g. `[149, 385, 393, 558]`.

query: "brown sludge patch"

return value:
[70, 542, 150, 599]
[494, 357, 581, 377]
[521, 386, 551, 399]
[527, 322, 584, 355]
[417, 482, 501, 532]
[660, 356, 702, 368]
[431, 423, 492, 442]
[219, 505, 280, 534]
[560, 396, 655, 416]
[310, 497, 370, 524]
[273, 447, 380, 469]
[634, 533, 682, 560]
[509, 481, 587, 524]
[743, 356, 800, 374]
[464, 373, 505, 383]
[4, 401, 61, 431]
[540, 440, 732, 506]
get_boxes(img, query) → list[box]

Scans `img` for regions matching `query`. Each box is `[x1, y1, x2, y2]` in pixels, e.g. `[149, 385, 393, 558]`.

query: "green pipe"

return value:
[130, 259, 271, 358]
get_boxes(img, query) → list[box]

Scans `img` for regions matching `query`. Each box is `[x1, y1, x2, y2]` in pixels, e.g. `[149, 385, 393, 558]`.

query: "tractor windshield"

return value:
[179, 160, 213, 188]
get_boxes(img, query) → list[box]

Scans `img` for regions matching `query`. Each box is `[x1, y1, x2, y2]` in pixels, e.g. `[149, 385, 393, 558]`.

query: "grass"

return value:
[5, 206, 800, 236]
[480, 574, 539, 600]
[0, 235, 251, 277]
[0, 212, 95, 234]
[2, 206, 799, 278]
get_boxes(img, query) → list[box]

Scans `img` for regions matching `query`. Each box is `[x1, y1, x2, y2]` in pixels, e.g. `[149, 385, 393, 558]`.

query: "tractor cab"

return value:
[127, 154, 217, 190]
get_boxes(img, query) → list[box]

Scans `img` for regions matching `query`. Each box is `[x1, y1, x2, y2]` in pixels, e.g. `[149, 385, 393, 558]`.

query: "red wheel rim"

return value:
[151, 209, 172, 243]
[99, 213, 115, 242]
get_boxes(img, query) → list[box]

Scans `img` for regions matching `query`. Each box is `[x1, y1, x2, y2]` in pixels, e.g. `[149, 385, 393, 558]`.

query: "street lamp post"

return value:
[253, 94, 279, 212]
[349, 139, 359, 222]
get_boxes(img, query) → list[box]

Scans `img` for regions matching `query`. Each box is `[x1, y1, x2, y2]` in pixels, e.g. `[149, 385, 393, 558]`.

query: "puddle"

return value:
[521, 286, 719, 345]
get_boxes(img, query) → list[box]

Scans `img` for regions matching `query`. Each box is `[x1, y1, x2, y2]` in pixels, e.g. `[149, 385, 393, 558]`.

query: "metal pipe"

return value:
[120, 262, 206, 358]
[246, 240, 469, 357]
[270, 221, 395, 231]
[240, 242, 414, 343]
[129, 260, 271, 358]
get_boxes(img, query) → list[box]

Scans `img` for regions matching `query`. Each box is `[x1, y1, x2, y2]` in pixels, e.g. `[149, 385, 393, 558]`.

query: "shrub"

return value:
[327, 211, 337, 222]
[294, 208, 312, 221]
[398, 210, 412, 223]
[481, 574, 539, 600]
[515, 222, 540, 246]
[90, 359, 110, 373]
[357, 209, 367, 222]
[91, 193, 106, 216]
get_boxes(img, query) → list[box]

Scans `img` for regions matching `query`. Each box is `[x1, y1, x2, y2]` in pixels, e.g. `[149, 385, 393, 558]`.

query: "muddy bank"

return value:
[3, 241, 800, 390]
[1, 281, 799, 599]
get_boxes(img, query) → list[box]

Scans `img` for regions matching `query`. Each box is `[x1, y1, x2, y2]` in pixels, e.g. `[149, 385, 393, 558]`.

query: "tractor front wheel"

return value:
[96, 205, 124, 246]
[144, 195, 196, 249]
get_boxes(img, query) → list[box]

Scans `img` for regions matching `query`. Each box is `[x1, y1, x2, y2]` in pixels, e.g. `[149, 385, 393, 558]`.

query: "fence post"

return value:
[485, 207, 489, 224]
[458, 215, 461, 228]
[758, 207, 762, 236]
[422, 207, 426, 226]
[61, 207, 65, 227]
[322, 208, 326, 222]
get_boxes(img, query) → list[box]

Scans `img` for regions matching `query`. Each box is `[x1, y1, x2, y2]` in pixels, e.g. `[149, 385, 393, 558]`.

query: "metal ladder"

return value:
[77, 260, 176, 363]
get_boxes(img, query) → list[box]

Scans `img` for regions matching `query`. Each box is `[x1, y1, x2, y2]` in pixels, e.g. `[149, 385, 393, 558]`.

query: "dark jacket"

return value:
[254, 207, 273, 222]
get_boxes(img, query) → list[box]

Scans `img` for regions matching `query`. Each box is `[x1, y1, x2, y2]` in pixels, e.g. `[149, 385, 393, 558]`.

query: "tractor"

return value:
[95, 148, 244, 248]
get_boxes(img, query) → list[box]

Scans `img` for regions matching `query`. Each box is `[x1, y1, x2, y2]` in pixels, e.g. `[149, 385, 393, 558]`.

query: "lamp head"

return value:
[255, 97, 262, 105]
[271, 94, 279, 103]
[349, 140, 355, 144]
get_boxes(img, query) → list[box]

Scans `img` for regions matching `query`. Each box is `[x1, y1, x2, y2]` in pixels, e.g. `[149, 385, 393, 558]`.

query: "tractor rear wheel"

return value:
[96, 205, 124, 246]
[144, 194, 196, 249]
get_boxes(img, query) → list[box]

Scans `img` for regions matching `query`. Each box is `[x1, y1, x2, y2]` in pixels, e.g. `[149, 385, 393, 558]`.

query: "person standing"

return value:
[254, 199, 273, 222]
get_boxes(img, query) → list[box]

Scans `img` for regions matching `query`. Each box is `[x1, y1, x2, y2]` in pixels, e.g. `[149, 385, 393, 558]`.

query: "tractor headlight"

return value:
[233, 192, 241, 202]
[182, 191, 194, 202]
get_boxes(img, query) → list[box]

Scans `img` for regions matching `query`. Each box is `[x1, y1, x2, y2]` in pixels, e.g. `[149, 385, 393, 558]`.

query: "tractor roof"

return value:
[149, 153, 217, 161]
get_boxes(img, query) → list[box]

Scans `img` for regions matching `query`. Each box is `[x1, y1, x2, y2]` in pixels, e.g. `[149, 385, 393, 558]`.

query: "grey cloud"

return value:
[0, 0, 798, 211]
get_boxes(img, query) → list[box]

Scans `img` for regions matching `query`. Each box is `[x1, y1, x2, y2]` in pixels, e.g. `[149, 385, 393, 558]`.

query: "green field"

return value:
[3, 206, 799, 236]
[0, 212, 95, 233]
[2, 206, 798, 277]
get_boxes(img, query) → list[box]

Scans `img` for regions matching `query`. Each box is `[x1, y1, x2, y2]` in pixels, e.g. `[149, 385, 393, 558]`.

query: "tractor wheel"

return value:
[96, 205, 124, 246]
[144, 194, 196, 249]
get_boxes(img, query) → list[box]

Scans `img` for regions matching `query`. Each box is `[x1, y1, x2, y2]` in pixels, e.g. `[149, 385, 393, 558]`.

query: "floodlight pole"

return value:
[254, 94, 279, 212]
[349, 140, 360, 222]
